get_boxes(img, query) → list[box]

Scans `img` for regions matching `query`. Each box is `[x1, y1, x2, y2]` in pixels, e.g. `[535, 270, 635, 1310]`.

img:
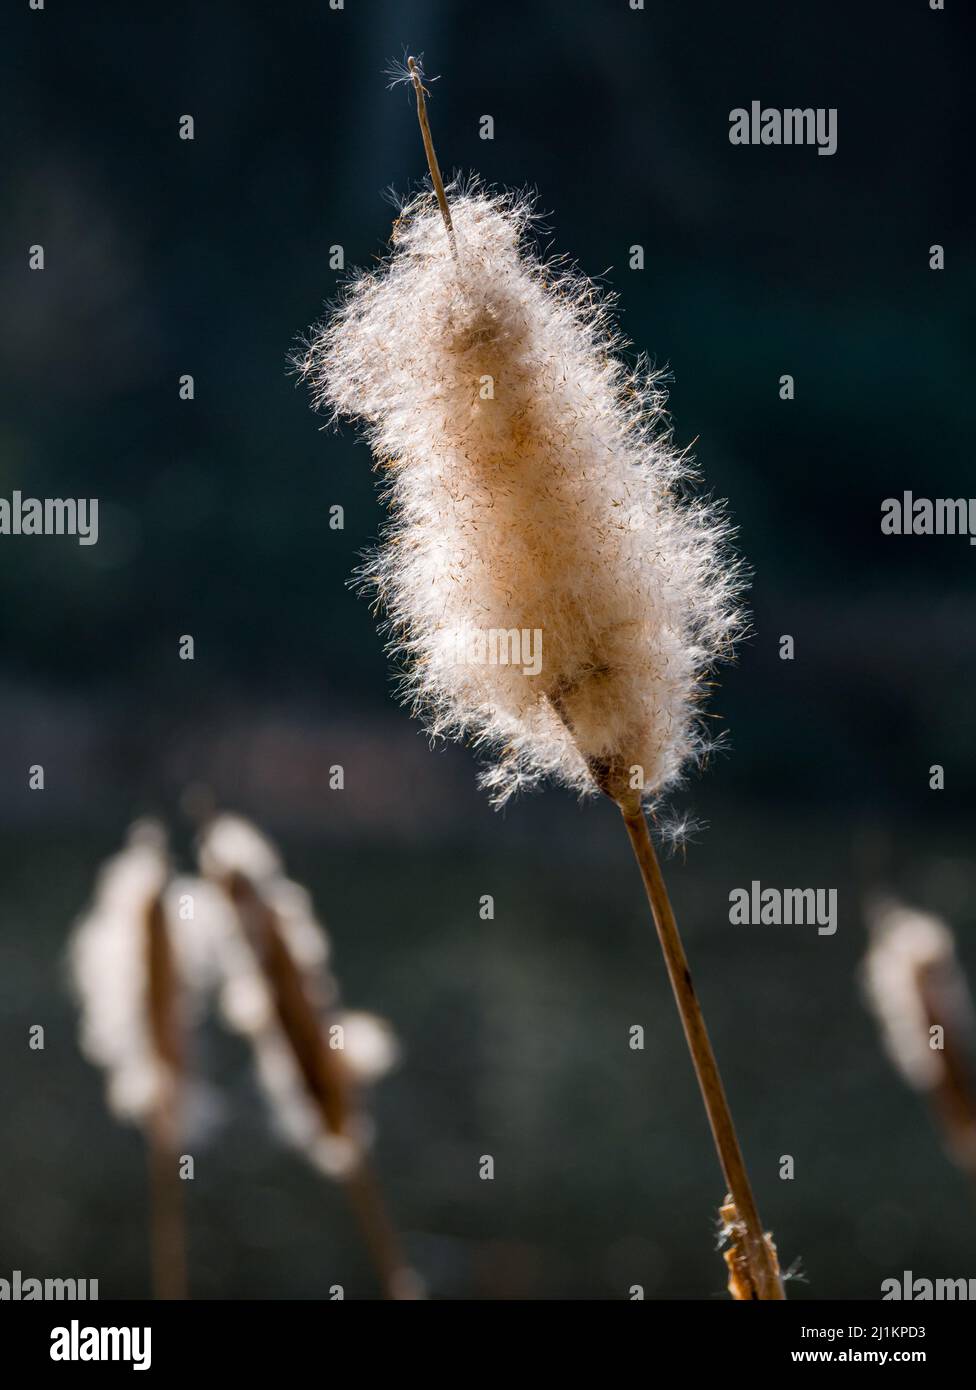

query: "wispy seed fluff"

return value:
[300, 189, 744, 805]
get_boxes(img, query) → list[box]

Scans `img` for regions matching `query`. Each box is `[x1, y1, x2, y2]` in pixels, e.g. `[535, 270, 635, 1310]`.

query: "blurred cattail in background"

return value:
[862, 898, 976, 1181]
[70, 813, 413, 1299]
[198, 814, 418, 1299]
[69, 821, 201, 1299]
[297, 57, 782, 1298]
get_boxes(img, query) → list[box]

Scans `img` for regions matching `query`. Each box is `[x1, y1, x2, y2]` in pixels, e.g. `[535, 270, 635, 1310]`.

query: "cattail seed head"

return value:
[299, 189, 744, 806]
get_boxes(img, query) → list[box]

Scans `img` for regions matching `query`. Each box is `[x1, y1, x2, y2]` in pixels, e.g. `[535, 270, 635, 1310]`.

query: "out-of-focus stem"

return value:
[146, 1109, 187, 1300]
[145, 894, 187, 1300]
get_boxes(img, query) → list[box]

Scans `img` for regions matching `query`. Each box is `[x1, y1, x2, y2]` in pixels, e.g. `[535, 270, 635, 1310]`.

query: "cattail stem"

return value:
[144, 894, 187, 1300]
[343, 1156, 419, 1301]
[146, 1110, 187, 1300]
[407, 56, 460, 269]
[619, 803, 784, 1300]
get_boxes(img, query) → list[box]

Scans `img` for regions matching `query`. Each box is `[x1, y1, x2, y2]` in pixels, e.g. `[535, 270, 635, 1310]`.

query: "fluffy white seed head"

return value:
[299, 189, 744, 805]
[69, 821, 174, 1123]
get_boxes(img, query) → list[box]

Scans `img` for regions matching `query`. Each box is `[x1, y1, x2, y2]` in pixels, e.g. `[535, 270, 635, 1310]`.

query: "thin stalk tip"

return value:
[406, 56, 460, 269]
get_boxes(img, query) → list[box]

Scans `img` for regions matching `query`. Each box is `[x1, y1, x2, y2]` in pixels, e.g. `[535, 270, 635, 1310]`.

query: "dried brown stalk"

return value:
[549, 703, 784, 1300]
[619, 799, 785, 1300]
[720, 1195, 783, 1301]
[144, 891, 187, 1300]
[407, 55, 459, 268]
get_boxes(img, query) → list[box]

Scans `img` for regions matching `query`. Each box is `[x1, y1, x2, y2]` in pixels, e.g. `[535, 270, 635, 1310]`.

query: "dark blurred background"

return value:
[1, 0, 974, 1299]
